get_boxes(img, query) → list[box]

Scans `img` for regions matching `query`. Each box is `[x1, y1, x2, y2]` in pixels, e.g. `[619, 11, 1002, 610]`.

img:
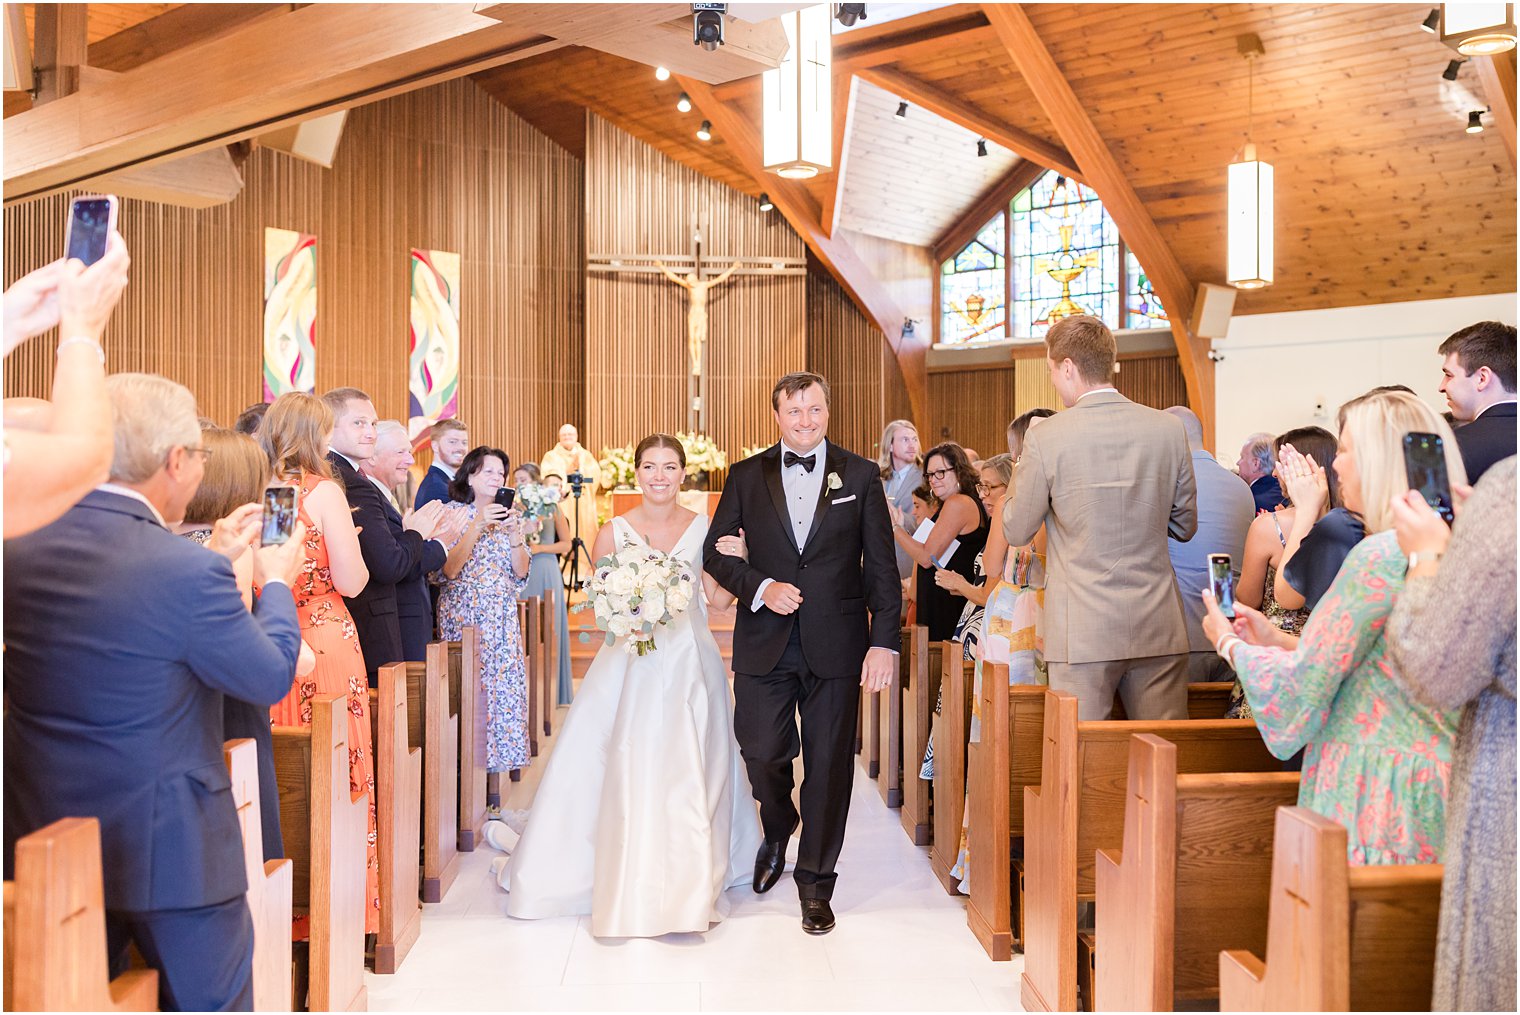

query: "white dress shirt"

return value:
[1075, 386, 1119, 402]
[367, 472, 401, 512]
[751, 440, 828, 612]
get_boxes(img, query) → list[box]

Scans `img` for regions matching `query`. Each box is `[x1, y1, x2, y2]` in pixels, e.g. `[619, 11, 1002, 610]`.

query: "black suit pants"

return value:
[733, 623, 859, 901]
[107, 895, 254, 1011]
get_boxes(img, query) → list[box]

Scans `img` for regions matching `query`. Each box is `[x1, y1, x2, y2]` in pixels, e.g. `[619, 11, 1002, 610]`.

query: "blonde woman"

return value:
[879, 419, 922, 580]
[1203, 390, 1464, 865]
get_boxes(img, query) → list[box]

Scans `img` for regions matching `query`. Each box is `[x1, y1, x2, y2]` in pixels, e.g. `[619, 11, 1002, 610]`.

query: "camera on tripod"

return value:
[567, 471, 588, 497]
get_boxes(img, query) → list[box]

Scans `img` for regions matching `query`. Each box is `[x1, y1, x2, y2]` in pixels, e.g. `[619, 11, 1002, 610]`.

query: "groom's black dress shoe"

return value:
[800, 899, 835, 935]
[753, 840, 786, 894]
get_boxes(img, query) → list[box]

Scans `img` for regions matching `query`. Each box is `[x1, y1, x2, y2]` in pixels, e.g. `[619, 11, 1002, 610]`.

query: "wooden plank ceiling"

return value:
[476, 2, 1517, 315]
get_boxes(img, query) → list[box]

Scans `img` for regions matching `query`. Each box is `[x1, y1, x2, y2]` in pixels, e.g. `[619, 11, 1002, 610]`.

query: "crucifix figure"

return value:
[657, 259, 740, 377]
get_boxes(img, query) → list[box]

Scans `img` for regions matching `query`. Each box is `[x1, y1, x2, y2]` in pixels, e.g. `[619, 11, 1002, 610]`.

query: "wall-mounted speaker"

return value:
[257, 110, 348, 168]
[1189, 282, 1238, 339]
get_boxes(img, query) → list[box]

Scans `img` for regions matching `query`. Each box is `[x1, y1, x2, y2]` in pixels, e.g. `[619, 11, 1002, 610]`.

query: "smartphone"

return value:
[1208, 553, 1236, 620]
[64, 195, 119, 267]
[493, 486, 516, 511]
[260, 486, 299, 547]
[1403, 432, 1455, 524]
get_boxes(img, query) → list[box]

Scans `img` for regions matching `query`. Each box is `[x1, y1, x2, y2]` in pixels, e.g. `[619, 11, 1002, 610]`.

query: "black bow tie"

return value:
[783, 451, 817, 473]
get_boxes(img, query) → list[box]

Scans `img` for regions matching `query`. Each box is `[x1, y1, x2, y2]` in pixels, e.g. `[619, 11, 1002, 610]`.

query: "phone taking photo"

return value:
[1403, 432, 1455, 524]
[1208, 553, 1236, 620]
[261, 486, 299, 547]
[65, 195, 119, 267]
[493, 486, 516, 511]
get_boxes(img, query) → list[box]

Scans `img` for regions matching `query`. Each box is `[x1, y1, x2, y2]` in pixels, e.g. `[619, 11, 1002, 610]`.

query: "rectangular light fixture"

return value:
[762, 5, 831, 180]
[1441, 3, 1517, 55]
[1227, 145, 1274, 290]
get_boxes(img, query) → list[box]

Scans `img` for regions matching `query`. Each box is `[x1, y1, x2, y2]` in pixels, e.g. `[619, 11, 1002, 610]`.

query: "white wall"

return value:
[1212, 293, 1518, 458]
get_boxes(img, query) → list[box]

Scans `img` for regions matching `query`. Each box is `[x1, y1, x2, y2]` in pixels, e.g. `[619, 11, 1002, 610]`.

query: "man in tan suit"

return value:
[1003, 316, 1198, 720]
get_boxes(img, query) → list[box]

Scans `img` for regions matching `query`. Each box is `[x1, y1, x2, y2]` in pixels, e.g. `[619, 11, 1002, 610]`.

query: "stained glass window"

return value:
[1125, 250, 1169, 329]
[1010, 174, 1119, 339]
[940, 215, 1006, 345]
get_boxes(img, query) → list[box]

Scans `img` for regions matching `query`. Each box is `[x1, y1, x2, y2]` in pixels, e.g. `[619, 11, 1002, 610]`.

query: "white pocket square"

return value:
[831, 494, 857, 505]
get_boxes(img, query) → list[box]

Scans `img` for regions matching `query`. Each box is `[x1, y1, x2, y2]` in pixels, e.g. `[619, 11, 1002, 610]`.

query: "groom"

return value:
[704, 371, 900, 935]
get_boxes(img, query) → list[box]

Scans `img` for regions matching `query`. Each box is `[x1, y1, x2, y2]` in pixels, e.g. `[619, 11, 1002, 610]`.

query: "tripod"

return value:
[562, 472, 596, 593]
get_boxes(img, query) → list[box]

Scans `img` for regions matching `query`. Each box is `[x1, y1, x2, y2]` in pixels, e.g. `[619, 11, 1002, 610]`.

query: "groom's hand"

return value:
[760, 581, 804, 615]
[860, 647, 894, 692]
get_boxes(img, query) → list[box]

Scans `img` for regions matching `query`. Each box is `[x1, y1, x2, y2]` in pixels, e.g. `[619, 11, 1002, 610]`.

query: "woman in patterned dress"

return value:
[1203, 390, 1465, 865]
[257, 393, 381, 934]
[435, 447, 532, 776]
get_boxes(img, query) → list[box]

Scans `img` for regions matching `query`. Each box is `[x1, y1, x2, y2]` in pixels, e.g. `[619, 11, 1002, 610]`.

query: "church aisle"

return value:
[364, 708, 1024, 1012]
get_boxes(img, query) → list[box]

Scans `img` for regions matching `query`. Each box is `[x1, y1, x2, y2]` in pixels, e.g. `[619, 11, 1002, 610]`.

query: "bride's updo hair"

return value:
[634, 433, 686, 469]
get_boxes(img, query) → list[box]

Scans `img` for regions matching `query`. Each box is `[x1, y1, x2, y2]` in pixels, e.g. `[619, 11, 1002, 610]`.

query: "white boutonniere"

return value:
[826, 471, 843, 493]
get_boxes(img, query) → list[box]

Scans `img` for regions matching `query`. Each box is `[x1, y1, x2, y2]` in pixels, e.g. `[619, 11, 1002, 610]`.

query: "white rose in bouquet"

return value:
[605, 568, 637, 598]
[640, 587, 666, 620]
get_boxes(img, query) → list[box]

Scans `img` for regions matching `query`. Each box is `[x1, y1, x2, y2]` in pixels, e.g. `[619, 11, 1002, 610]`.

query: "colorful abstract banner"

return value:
[407, 248, 461, 443]
[262, 228, 317, 401]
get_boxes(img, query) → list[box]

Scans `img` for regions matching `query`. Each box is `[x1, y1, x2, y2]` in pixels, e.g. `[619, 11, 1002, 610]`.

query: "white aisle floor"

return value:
[364, 707, 1025, 1012]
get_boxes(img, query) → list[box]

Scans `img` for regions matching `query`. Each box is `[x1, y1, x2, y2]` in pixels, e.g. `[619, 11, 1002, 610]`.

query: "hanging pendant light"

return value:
[1227, 35, 1273, 290]
[1440, 3, 1517, 55]
[762, 5, 832, 180]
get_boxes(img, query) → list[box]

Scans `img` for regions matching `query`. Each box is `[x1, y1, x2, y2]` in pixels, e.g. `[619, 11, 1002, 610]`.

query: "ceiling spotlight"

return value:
[1421, 8, 1440, 32]
[896, 101, 908, 118]
[693, 3, 727, 51]
[655, 65, 671, 81]
[1443, 57, 1465, 80]
[835, 3, 867, 27]
[1467, 108, 1487, 133]
[697, 119, 712, 141]
[677, 91, 692, 113]
[758, 192, 774, 211]
[976, 138, 988, 157]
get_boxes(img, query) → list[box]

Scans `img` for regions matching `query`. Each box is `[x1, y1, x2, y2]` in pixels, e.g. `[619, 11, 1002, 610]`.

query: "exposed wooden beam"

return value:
[819, 72, 857, 239]
[931, 157, 1045, 264]
[676, 74, 928, 426]
[981, 3, 1213, 446]
[1476, 51, 1518, 171]
[89, 4, 293, 73]
[833, 6, 993, 71]
[4, 4, 564, 202]
[855, 65, 1081, 179]
[32, 3, 88, 104]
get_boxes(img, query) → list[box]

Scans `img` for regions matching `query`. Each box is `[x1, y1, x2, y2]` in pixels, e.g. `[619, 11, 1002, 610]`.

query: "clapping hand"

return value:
[1276, 443, 1328, 514]
[206, 503, 263, 561]
[714, 528, 748, 560]
[403, 499, 447, 540]
[433, 504, 471, 545]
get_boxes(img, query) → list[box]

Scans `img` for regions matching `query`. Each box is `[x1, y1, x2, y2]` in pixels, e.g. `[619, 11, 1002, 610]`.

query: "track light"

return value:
[835, 3, 866, 27]
[1467, 108, 1487, 133]
[896, 101, 908, 118]
[677, 92, 692, 113]
[655, 65, 671, 81]
[1421, 8, 1441, 32]
[758, 192, 774, 211]
[1443, 58, 1465, 80]
[976, 138, 988, 157]
[697, 120, 712, 141]
[693, 3, 727, 51]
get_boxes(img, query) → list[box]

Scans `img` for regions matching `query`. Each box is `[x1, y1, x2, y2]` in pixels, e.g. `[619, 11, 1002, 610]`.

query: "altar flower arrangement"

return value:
[577, 538, 696, 655]
[675, 431, 728, 474]
[598, 444, 636, 490]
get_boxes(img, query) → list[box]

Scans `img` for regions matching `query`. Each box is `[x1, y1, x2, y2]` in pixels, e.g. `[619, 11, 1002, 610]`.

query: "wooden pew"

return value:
[1110, 682, 1235, 720]
[448, 626, 488, 852]
[224, 739, 294, 1010]
[873, 628, 912, 803]
[409, 642, 462, 903]
[1020, 690, 1279, 1013]
[368, 664, 422, 975]
[519, 598, 540, 758]
[272, 693, 368, 1013]
[1220, 806, 1443, 1012]
[1094, 734, 1300, 1010]
[900, 626, 940, 845]
[860, 682, 881, 780]
[3, 817, 159, 1012]
[930, 642, 976, 892]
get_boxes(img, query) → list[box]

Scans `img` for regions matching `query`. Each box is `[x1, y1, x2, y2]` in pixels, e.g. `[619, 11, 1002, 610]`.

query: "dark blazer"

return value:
[3, 490, 301, 912]
[704, 441, 900, 680]
[1454, 402, 1517, 483]
[1249, 474, 1287, 515]
[328, 452, 435, 680]
[378, 480, 448, 661]
[414, 465, 452, 509]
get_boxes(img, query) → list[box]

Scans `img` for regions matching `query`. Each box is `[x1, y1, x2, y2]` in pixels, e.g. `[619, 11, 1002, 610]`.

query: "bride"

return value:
[494, 433, 762, 938]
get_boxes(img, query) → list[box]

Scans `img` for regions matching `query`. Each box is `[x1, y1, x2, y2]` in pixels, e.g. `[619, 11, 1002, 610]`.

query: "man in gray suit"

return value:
[878, 419, 922, 580]
[1003, 316, 1198, 720]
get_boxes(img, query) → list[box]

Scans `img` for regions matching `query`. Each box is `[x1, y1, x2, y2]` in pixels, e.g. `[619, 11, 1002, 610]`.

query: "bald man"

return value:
[1163, 407, 1256, 681]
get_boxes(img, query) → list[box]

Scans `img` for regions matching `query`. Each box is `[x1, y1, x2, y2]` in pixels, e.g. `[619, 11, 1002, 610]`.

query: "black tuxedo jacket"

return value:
[1454, 402, 1516, 483]
[704, 441, 900, 680]
[328, 452, 443, 678]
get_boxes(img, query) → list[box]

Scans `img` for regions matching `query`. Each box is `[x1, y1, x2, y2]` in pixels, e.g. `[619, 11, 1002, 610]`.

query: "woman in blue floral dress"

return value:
[435, 446, 533, 773]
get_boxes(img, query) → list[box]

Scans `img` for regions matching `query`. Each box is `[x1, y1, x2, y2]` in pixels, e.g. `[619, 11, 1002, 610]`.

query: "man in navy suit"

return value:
[323, 389, 456, 683]
[360, 420, 463, 661]
[4, 374, 305, 1011]
[1438, 321, 1517, 483]
[414, 417, 469, 509]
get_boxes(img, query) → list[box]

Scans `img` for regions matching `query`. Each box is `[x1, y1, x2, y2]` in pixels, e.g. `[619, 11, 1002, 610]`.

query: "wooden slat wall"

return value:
[3, 78, 583, 460]
[584, 114, 805, 471]
[1116, 352, 1189, 411]
[805, 267, 913, 461]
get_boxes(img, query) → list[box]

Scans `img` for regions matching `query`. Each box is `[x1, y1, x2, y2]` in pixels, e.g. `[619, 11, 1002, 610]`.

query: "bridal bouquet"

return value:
[580, 540, 697, 656]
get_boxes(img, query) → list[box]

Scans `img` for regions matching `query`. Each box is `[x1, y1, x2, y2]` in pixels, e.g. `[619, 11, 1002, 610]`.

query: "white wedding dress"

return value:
[498, 513, 762, 938]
